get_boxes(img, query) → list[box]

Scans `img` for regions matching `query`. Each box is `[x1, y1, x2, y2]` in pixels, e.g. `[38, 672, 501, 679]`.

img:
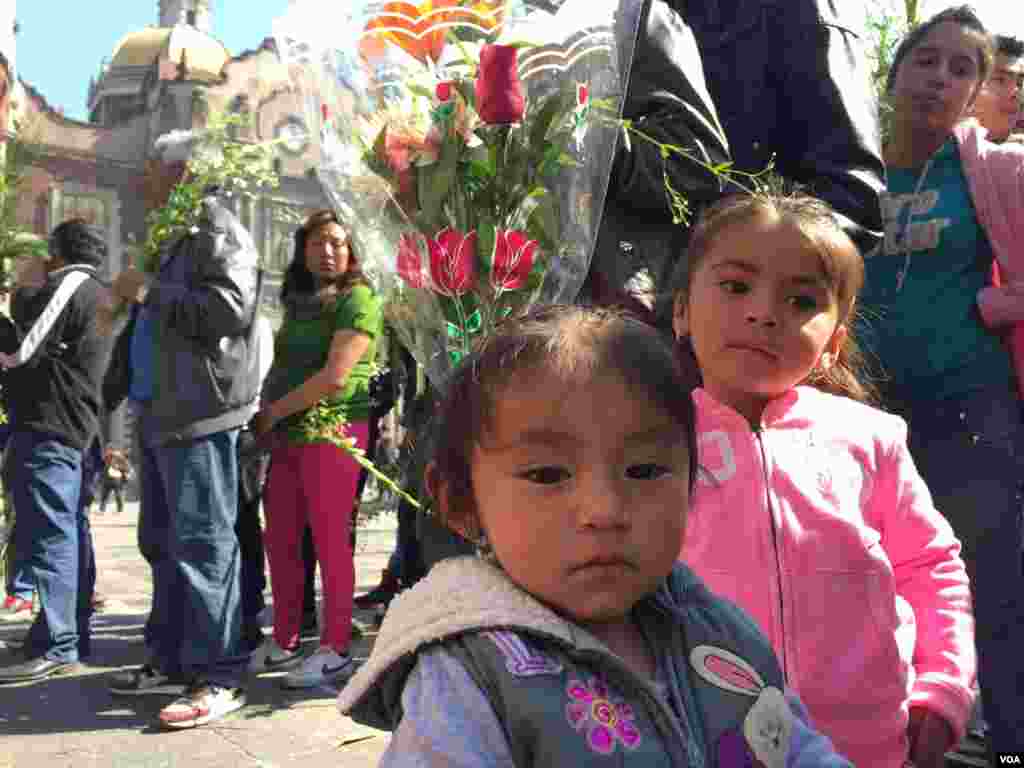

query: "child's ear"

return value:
[821, 324, 848, 368]
[672, 294, 689, 341]
[963, 82, 984, 116]
[424, 461, 476, 541]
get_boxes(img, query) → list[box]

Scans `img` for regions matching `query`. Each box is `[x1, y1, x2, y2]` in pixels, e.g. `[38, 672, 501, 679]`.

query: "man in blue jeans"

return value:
[103, 132, 262, 729]
[0, 219, 109, 683]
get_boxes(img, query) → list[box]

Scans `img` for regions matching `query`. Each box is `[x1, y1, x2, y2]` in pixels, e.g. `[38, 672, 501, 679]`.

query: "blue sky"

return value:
[14, 0, 290, 120]
[13, 0, 1024, 122]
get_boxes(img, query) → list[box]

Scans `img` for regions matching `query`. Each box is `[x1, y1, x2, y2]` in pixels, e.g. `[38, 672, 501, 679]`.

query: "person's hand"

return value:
[906, 708, 955, 768]
[250, 408, 277, 437]
[112, 268, 150, 304]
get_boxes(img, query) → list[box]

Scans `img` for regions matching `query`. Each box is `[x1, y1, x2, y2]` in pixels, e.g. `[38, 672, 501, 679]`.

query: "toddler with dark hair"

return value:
[339, 305, 851, 766]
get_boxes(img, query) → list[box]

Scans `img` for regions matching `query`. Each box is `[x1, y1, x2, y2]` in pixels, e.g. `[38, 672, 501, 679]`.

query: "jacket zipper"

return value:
[754, 427, 789, 684]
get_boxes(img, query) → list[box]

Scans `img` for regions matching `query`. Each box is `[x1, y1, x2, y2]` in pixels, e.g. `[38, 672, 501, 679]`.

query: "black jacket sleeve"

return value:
[765, 0, 885, 256]
[102, 308, 136, 414]
[611, 0, 732, 212]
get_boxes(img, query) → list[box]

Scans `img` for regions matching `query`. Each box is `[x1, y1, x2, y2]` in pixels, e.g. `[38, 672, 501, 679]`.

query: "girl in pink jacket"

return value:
[673, 191, 975, 768]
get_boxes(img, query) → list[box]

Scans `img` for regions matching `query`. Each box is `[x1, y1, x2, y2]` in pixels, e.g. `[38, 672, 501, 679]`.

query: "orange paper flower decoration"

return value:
[363, 0, 505, 65]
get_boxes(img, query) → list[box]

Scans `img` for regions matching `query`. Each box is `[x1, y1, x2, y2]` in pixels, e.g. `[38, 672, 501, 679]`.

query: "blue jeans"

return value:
[4, 430, 89, 663]
[898, 385, 1024, 751]
[134, 403, 245, 687]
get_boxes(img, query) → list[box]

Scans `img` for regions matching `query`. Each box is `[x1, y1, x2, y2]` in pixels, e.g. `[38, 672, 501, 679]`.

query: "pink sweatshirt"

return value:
[956, 119, 1024, 394]
[682, 386, 975, 768]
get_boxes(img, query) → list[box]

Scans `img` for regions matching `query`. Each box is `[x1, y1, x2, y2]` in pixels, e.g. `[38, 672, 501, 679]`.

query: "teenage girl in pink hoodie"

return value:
[673, 192, 974, 768]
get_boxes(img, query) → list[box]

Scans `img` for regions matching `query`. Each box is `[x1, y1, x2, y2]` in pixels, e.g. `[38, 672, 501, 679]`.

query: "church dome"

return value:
[107, 24, 228, 82]
[110, 27, 173, 69]
[161, 25, 229, 81]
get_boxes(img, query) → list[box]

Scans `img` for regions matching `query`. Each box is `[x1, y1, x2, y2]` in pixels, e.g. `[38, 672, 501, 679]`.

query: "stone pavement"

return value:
[0, 501, 396, 768]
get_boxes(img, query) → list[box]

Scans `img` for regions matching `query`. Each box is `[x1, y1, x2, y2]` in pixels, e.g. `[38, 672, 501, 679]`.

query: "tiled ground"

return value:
[0, 502, 396, 768]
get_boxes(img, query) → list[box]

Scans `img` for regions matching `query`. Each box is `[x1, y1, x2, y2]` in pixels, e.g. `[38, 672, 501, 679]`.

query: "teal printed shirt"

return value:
[859, 139, 1012, 402]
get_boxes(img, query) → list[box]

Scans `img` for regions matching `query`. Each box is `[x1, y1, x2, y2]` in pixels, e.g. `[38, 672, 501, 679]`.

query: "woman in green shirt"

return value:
[252, 210, 382, 689]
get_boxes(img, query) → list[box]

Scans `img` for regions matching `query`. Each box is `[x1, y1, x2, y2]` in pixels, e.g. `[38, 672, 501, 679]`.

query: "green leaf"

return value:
[520, 188, 558, 251]
[496, 39, 537, 50]
[407, 84, 434, 100]
[590, 97, 620, 114]
[477, 217, 497, 274]
[528, 89, 570, 157]
[452, 78, 476, 111]
[418, 138, 459, 231]
[556, 152, 580, 168]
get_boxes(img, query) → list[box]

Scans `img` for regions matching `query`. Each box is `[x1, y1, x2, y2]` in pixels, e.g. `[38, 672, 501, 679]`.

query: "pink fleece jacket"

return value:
[956, 119, 1024, 393]
[682, 387, 975, 768]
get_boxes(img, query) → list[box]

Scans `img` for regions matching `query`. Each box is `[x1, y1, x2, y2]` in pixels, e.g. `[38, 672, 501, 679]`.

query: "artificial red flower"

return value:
[436, 81, 454, 102]
[491, 229, 538, 290]
[475, 44, 525, 125]
[577, 83, 589, 106]
[428, 228, 478, 296]
[397, 233, 428, 288]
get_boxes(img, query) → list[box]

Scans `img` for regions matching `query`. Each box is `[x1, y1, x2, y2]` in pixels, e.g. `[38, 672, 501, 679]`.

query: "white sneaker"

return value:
[282, 646, 355, 689]
[249, 637, 305, 672]
[158, 683, 245, 729]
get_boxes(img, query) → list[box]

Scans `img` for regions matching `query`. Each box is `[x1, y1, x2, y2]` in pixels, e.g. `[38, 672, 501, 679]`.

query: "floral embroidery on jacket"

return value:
[565, 676, 642, 754]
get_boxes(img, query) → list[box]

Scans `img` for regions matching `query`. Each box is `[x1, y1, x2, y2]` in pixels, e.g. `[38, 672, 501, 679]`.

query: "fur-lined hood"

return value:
[338, 555, 722, 728]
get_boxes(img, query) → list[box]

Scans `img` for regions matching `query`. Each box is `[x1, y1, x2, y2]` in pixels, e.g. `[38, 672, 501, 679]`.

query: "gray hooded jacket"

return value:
[339, 557, 852, 767]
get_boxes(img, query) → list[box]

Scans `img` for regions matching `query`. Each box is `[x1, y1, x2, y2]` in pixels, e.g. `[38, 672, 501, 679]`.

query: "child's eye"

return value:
[718, 279, 749, 295]
[519, 466, 571, 485]
[787, 294, 819, 311]
[626, 463, 673, 480]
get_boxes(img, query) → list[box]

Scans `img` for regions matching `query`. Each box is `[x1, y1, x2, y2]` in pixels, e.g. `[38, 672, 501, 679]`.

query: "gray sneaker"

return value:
[249, 637, 305, 673]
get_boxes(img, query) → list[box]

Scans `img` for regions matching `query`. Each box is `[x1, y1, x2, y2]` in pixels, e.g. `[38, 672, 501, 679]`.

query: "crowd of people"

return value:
[1, 0, 1023, 765]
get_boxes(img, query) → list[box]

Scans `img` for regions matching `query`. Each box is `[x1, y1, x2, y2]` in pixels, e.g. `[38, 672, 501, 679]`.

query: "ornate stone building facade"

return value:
[6, 0, 328, 304]
[2, 0, 331, 443]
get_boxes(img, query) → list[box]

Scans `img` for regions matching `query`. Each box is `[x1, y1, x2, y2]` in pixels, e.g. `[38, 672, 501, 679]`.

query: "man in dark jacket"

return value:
[587, 0, 885, 321]
[103, 133, 261, 728]
[0, 219, 109, 683]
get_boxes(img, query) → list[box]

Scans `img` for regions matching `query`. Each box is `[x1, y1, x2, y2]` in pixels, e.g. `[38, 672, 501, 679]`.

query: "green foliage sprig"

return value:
[141, 112, 283, 272]
[617, 117, 780, 226]
[0, 123, 46, 293]
[296, 399, 421, 510]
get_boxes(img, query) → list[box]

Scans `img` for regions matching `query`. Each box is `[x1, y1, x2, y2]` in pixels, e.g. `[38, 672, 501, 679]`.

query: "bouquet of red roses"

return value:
[274, 0, 630, 384]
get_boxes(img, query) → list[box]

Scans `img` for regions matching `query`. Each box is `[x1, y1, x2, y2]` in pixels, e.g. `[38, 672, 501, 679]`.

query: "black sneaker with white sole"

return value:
[109, 664, 189, 696]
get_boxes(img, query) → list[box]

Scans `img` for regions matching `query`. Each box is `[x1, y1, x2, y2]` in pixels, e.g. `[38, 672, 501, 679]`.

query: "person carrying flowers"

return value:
[251, 209, 383, 689]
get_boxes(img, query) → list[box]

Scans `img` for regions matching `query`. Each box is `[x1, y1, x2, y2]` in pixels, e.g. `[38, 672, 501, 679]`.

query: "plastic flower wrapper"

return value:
[274, 0, 632, 387]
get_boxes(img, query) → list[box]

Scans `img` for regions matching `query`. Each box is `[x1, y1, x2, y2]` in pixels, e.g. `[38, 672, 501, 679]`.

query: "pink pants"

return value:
[263, 421, 369, 652]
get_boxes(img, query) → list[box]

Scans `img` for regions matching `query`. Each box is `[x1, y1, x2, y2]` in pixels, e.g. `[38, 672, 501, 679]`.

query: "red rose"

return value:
[577, 83, 589, 106]
[491, 229, 538, 290]
[428, 228, 478, 296]
[397, 233, 428, 289]
[475, 44, 525, 125]
[436, 81, 454, 102]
